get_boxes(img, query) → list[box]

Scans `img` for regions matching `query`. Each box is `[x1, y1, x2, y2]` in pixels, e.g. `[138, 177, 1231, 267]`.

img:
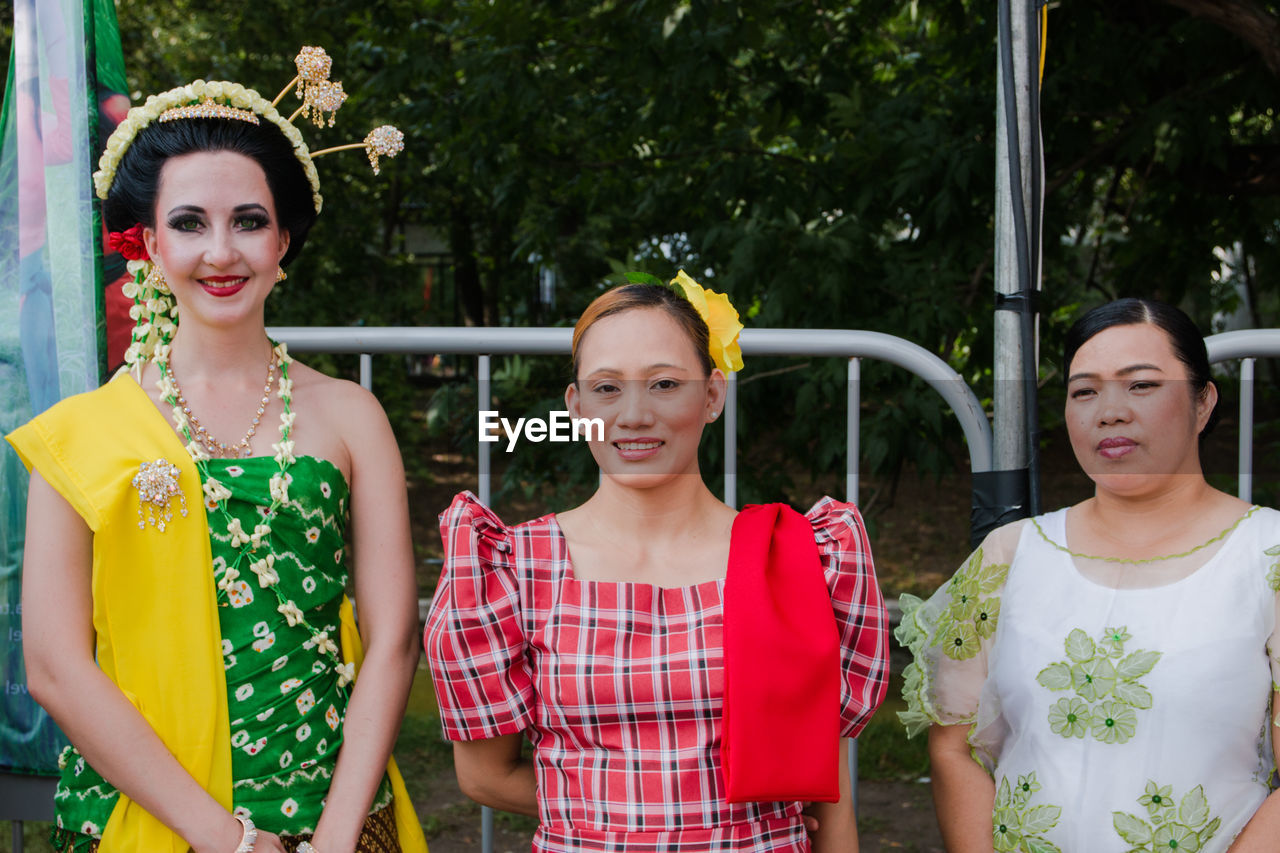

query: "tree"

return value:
[105, 0, 1280, 501]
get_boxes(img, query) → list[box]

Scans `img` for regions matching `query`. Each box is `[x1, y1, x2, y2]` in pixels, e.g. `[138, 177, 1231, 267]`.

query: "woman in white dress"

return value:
[898, 298, 1280, 852]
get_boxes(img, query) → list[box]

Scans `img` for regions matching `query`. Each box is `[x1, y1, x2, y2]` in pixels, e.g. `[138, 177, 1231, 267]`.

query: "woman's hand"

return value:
[190, 819, 286, 853]
[251, 829, 289, 853]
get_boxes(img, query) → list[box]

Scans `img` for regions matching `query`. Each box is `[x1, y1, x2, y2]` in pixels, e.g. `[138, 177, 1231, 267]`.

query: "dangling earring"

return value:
[275, 266, 287, 283]
[144, 263, 171, 295]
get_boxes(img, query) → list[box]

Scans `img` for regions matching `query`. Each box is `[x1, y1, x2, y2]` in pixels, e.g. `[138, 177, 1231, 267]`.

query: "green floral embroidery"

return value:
[933, 547, 1009, 661]
[1047, 697, 1089, 738]
[1090, 700, 1138, 743]
[1099, 626, 1131, 654]
[992, 772, 1062, 853]
[1112, 782, 1220, 851]
[1036, 626, 1160, 744]
[1265, 544, 1280, 591]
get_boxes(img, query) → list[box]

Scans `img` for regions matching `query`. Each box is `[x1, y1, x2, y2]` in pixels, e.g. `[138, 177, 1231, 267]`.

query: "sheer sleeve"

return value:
[424, 491, 533, 741]
[806, 498, 890, 739]
[895, 520, 1026, 769]
[1266, 545, 1280, 722]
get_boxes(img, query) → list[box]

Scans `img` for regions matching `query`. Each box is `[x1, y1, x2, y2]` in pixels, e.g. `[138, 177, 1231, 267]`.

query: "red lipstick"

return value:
[199, 275, 248, 298]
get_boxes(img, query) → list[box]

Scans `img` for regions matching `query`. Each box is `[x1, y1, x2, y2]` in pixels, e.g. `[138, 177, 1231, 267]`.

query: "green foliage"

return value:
[855, 708, 931, 781]
[108, 0, 1280, 500]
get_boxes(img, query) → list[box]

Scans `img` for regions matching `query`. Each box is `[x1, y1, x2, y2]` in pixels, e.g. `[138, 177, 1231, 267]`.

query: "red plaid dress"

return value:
[425, 492, 889, 852]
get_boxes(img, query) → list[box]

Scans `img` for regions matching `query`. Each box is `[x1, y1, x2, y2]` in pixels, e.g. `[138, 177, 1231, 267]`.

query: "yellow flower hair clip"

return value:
[670, 270, 744, 374]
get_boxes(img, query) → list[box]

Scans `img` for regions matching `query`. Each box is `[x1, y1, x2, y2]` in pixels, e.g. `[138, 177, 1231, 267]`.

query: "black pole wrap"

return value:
[970, 468, 1031, 548]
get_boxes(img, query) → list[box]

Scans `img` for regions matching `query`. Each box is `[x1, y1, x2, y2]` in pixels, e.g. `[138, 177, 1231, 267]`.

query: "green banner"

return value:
[0, 0, 127, 775]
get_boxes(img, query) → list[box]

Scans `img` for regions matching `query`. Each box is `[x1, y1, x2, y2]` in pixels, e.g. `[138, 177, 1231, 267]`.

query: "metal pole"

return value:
[723, 372, 738, 508]
[846, 357, 860, 815]
[477, 353, 494, 853]
[359, 353, 373, 391]
[994, 0, 1041, 512]
[478, 355, 491, 507]
[847, 358, 860, 504]
[1239, 358, 1255, 502]
[13, 819, 23, 853]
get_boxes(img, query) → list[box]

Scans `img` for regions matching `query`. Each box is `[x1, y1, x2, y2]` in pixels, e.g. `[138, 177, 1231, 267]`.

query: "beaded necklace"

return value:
[170, 358, 276, 459]
[1033, 505, 1259, 565]
[154, 339, 354, 689]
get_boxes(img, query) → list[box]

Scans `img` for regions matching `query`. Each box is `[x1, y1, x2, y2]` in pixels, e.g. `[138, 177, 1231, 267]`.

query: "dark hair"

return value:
[572, 284, 713, 380]
[1063, 298, 1218, 436]
[103, 117, 316, 265]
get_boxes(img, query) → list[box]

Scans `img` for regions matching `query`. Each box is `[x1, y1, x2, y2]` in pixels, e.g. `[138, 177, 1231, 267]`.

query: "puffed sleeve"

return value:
[424, 491, 533, 741]
[894, 520, 1023, 770]
[806, 498, 890, 738]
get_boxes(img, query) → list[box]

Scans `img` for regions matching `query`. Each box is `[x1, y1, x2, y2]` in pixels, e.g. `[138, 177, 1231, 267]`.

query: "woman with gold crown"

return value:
[7, 48, 426, 853]
[424, 274, 890, 852]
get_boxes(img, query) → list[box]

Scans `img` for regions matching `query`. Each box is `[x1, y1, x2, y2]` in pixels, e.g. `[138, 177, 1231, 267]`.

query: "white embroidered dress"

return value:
[898, 506, 1280, 853]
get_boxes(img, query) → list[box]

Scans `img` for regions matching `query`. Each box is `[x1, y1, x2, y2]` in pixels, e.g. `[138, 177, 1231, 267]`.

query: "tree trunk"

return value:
[451, 204, 485, 327]
[1159, 0, 1280, 76]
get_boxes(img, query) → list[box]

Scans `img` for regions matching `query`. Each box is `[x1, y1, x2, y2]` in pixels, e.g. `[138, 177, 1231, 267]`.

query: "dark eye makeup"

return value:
[167, 213, 203, 231]
[234, 212, 270, 230]
[165, 205, 271, 233]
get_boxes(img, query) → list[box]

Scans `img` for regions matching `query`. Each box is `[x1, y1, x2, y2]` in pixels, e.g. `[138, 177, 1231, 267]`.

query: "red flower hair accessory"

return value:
[107, 224, 149, 261]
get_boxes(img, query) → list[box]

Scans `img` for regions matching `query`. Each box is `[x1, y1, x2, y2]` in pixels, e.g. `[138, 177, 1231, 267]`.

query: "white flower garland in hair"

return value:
[93, 79, 324, 214]
[122, 260, 180, 377]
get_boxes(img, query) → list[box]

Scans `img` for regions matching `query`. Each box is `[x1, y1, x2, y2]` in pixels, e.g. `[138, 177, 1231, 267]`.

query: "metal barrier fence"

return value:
[273, 325, 994, 853]
[5, 325, 1276, 852]
[1204, 329, 1280, 502]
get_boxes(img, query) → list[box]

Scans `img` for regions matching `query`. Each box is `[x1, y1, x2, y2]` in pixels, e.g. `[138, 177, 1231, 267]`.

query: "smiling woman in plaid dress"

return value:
[425, 275, 890, 852]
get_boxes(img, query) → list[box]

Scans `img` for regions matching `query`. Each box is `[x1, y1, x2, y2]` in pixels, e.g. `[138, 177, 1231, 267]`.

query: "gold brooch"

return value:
[132, 458, 189, 531]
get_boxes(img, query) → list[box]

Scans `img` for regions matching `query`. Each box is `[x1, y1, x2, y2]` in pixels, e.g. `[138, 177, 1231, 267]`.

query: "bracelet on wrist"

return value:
[233, 814, 257, 853]
[297, 842, 320, 853]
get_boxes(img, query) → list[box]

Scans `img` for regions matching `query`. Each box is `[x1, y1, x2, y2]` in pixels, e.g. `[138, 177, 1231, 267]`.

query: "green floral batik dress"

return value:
[51, 456, 391, 851]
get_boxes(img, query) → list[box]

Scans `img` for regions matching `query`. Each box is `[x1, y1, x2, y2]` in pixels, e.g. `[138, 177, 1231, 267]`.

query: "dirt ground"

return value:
[411, 780, 945, 853]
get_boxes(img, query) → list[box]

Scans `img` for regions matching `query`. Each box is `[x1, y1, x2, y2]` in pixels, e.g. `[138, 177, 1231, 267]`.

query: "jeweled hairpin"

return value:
[311, 125, 406, 175]
[272, 47, 348, 128]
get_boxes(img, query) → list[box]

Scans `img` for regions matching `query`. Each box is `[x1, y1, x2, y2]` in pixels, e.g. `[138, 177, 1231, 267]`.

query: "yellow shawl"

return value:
[7, 372, 426, 852]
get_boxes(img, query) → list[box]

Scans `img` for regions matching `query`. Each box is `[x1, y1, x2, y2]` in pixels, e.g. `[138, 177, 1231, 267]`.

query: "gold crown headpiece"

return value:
[93, 46, 405, 214]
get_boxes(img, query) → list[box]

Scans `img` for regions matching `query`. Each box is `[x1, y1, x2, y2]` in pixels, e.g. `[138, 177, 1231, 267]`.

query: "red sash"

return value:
[721, 503, 841, 802]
